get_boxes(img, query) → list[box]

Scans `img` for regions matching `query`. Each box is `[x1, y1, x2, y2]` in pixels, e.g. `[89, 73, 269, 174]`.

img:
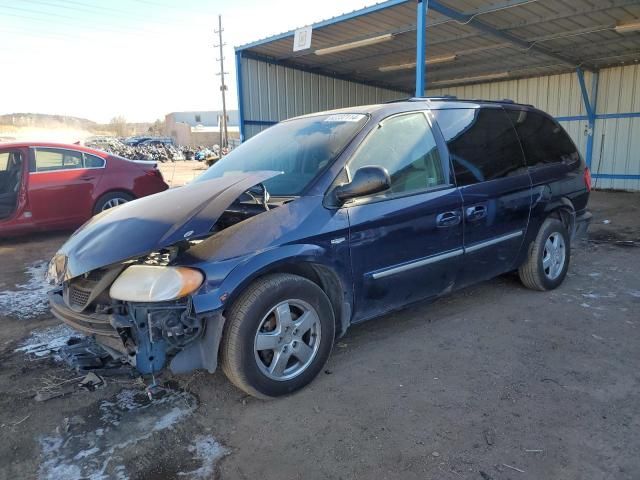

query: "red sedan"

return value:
[0, 142, 168, 236]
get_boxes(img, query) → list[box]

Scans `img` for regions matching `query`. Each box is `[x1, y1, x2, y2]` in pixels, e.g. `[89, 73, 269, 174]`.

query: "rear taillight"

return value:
[584, 167, 592, 192]
[145, 169, 162, 179]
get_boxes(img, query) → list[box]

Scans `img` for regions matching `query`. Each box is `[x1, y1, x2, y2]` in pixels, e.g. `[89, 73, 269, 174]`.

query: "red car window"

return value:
[34, 148, 83, 172]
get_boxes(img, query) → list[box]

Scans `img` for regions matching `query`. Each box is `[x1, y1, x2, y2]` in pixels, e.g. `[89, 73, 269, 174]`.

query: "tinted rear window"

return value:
[434, 108, 526, 186]
[506, 109, 580, 166]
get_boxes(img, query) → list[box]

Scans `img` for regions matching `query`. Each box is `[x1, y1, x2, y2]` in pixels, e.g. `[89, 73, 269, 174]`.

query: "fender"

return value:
[189, 243, 354, 321]
[516, 189, 577, 267]
[544, 196, 576, 227]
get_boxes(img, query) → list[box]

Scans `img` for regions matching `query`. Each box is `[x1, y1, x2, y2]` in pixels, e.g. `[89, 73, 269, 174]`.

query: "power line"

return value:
[21, 0, 209, 29]
[0, 8, 180, 39]
[0, 3, 78, 21]
[131, 0, 186, 10]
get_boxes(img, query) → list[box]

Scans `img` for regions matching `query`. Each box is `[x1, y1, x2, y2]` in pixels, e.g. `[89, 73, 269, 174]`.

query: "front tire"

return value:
[220, 274, 335, 398]
[518, 218, 570, 291]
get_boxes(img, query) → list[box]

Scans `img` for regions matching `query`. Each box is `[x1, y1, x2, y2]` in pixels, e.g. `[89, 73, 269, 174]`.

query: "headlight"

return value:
[109, 265, 204, 302]
[46, 254, 68, 285]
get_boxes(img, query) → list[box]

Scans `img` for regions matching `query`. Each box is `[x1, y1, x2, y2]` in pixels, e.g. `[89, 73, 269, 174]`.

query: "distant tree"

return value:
[109, 115, 127, 137]
[148, 119, 165, 135]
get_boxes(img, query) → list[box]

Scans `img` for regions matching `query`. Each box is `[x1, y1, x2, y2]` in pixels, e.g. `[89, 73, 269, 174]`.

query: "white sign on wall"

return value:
[293, 26, 312, 52]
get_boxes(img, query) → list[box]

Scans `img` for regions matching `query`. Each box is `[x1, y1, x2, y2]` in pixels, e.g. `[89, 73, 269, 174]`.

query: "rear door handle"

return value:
[436, 211, 461, 227]
[80, 176, 96, 181]
[466, 205, 487, 221]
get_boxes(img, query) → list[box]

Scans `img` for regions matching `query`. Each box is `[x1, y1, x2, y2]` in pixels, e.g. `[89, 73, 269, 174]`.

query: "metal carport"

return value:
[235, 0, 640, 190]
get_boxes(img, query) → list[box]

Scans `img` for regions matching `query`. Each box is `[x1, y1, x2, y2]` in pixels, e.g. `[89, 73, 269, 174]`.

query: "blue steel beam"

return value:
[235, 51, 246, 143]
[576, 67, 598, 168]
[427, 1, 579, 67]
[415, 0, 427, 96]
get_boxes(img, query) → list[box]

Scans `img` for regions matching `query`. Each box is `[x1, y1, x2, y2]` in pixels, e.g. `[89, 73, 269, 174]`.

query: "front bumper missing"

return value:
[49, 289, 225, 375]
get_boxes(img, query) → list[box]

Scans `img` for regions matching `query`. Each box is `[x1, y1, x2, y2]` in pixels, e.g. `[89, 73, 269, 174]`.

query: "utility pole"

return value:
[215, 14, 229, 149]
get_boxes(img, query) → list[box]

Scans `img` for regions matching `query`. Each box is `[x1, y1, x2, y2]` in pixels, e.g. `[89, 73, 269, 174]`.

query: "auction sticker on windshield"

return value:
[324, 114, 366, 122]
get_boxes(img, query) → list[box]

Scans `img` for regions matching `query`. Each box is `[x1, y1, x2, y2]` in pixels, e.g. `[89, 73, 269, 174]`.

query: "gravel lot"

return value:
[0, 190, 638, 480]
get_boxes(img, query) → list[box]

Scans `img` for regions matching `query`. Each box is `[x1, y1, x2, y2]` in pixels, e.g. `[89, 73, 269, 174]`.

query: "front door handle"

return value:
[466, 205, 487, 221]
[436, 211, 461, 227]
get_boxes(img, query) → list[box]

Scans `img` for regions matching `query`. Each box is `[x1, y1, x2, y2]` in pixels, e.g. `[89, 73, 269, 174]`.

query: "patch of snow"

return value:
[153, 406, 193, 431]
[582, 293, 600, 299]
[0, 261, 51, 319]
[178, 435, 229, 478]
[15, 324, 80, 360]
[39, 388, 199, 480]
[627, 290, 640, 298]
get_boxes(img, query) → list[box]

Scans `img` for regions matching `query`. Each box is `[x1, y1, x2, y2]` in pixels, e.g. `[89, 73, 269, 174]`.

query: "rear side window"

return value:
[347, 112, 445, 196]
[33, 148, 83, 172]
[83, 153, 105, 168]
[506, 110, 580, 166]
[434, 108, 526, 186]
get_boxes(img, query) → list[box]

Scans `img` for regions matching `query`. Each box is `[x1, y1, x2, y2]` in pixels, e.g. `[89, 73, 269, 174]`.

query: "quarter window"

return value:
[83, 153, 106, 168]
[506, 110, 580, 166]
[33, 148, 83, 172]
[434, 108, 526, 186]
[347, 112, 445, 196]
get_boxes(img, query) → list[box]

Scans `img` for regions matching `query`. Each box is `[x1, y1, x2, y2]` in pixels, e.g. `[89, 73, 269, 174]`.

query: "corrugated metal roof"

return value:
[236, 0, 640, 91]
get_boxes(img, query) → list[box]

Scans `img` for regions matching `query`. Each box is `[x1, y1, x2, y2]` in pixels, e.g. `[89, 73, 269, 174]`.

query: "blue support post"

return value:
[235, 50, 246, 143]
[415, 0, 428, 97]
[576, 67, 598, 168]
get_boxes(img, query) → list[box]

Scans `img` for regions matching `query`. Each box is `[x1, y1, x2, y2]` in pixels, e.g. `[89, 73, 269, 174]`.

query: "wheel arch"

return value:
[544, 197, 576, 237]
[218, 248, 353, 340]
[93, 189, 137, 212]
[517, 196, 576, 269]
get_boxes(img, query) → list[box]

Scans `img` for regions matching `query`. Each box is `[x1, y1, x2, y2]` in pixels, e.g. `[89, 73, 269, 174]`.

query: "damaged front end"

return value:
[49, 260, 223, 375]
[47, 171, 281, 375]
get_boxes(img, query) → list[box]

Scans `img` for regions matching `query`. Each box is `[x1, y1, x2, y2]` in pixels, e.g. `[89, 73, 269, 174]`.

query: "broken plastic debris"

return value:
[78, 372, 106, 391]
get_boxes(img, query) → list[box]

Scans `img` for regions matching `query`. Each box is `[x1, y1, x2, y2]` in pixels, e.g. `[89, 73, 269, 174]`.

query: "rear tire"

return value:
[518, 218, 570, 291]
[93, 191, 134, 214]
[220, 274, 335, 399]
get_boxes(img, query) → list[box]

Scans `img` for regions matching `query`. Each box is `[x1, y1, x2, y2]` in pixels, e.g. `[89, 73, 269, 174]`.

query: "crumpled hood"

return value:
[54, 171, 280, 279]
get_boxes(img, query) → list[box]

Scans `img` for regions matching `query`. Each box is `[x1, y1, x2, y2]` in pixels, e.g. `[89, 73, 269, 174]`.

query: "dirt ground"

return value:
[158, 160, 209, 187]
[0, 189, 638, 480]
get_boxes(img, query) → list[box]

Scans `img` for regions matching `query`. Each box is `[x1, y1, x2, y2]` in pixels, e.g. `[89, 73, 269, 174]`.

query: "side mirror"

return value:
[334, 166, 391, 204]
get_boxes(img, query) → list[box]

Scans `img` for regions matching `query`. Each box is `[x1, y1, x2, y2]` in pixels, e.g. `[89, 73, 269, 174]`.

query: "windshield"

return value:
[196, 113, 368, 196]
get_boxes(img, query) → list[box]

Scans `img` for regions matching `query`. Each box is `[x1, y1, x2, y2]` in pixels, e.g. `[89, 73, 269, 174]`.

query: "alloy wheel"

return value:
[542, 232, 566, 280]
[253, 299, 322, 381]
[102, 197, 128, 211]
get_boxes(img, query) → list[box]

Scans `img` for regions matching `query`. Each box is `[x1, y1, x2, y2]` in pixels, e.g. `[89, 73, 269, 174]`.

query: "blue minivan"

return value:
[48, 98, 591, 398]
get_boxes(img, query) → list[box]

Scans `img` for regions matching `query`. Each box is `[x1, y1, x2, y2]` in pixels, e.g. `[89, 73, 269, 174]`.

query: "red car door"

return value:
[27, 147, 100, 227]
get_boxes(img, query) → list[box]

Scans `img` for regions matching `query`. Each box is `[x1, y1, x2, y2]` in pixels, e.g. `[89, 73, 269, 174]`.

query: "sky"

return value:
[0, 0, 375, 123]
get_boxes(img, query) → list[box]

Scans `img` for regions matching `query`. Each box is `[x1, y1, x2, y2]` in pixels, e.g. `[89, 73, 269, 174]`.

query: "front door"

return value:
[28, 147, 98, 226]
[0, 148, 27, 220]
[433, 107, 532, 286]
[343, 111, 464, 322]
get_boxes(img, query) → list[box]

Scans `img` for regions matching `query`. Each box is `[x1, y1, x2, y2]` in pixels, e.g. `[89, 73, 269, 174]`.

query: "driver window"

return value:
[347, 112, 445, 196]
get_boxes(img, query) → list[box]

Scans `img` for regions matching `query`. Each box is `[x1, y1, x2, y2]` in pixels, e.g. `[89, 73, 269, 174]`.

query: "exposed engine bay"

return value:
[49, 183, 285, 375]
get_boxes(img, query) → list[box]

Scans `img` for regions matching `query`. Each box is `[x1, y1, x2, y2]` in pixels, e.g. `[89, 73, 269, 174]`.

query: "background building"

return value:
[165, 110, 240, 146]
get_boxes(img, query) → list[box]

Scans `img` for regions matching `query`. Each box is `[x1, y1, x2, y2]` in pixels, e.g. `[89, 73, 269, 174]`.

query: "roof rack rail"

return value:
[384, 95, 459, 104]
[409, 95, 458, 101]
[384, 97, 412, 103]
